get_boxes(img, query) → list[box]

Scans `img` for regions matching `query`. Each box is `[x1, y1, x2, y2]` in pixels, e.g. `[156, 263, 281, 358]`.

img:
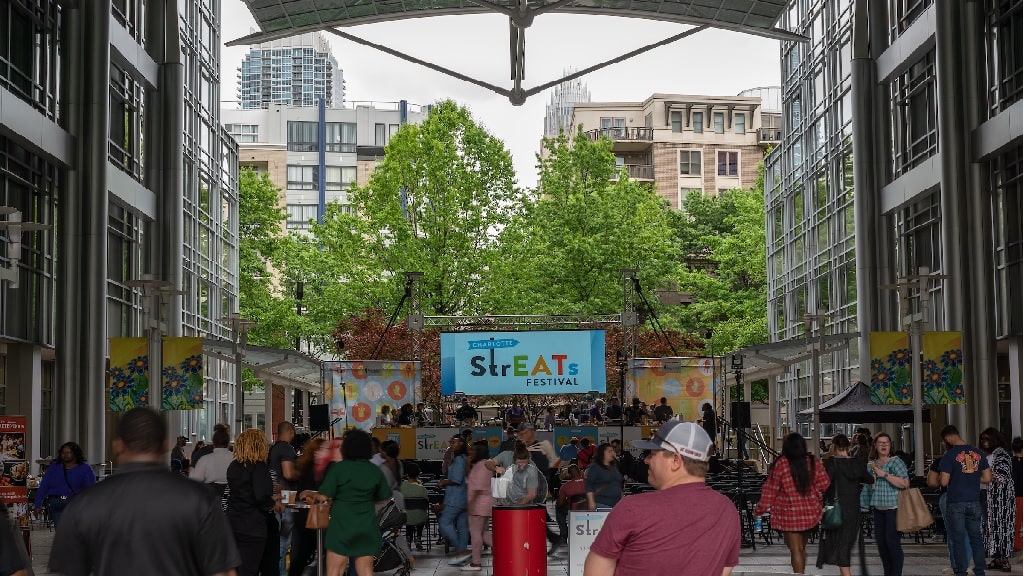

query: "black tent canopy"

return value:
[798, 382, 932, 424]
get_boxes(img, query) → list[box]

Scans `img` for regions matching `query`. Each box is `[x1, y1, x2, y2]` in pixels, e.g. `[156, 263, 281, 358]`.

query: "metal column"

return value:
[850, 0, 884, 384]
[82, 0, 112, 461]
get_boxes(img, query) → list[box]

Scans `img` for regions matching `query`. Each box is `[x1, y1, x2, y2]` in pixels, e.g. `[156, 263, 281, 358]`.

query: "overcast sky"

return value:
[220, 1, 783, 188]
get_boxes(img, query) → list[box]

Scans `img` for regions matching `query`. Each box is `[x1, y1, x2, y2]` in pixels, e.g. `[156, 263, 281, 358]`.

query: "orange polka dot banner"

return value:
[624, 357, 720, 423]
[323, 360, 421, 433]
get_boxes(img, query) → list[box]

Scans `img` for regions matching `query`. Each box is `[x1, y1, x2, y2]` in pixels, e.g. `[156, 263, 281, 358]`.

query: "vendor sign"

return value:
[441, 330, 606, 396]
[569, 510, 610, 576]
[0, 416, 28, 516]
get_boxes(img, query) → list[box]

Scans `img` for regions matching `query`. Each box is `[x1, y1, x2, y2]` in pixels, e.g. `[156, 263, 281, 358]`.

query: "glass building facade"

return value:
[0, 0, 238, 466]
[766, 0, 1022, 443]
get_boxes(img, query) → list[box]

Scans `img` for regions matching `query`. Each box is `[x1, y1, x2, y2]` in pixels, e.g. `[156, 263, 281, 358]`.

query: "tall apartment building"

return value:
[238, 32, 345, 109]
[0, 0, 239, 466]
[765, 0, 1021, 440]
[570, 93, 780, 209]
[544, 71, 591, 137]
[222, 101, 428, 232]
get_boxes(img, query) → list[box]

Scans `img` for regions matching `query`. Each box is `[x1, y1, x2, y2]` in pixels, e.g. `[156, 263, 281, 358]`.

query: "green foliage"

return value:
[346, 100, 524, 316]
[482, 128, 678, 315]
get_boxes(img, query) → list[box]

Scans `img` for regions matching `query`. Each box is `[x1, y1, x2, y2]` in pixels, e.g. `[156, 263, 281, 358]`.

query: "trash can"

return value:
[492, 504, 547, 576]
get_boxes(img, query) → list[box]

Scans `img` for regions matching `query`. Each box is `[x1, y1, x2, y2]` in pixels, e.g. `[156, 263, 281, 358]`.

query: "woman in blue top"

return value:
[585, 443, 622, 510]
[33, 441, 95, 527]
[438, 435, 470, 566]
[864, 432, 910, 576]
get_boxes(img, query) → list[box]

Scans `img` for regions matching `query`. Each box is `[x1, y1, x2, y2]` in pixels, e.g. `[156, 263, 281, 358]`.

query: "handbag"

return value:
[305, 500, 331, 530]
[822, 499, 843, 529]
[896, 487, 933, 532]
[490, 465, 514, 499]
[821, 460, 843, 530]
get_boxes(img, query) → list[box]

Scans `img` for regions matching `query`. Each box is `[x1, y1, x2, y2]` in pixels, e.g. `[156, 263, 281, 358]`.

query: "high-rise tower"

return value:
[238, 32, 345, 109]
[544, 71, 591, 137]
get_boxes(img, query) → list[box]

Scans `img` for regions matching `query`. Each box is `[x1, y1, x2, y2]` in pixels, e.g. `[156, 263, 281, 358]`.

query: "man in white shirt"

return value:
[189, 428, 233, 490]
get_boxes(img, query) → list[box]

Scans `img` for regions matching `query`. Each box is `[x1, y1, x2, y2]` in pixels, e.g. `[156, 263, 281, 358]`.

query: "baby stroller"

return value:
[374, 500, 412, 575]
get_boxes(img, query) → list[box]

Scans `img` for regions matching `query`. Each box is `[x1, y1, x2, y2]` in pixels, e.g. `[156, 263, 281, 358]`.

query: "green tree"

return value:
[346, 100, 524, 316]
[666, 168, 770, 402]
[482, 129, 679, 315]
[236, 168, 293, 350]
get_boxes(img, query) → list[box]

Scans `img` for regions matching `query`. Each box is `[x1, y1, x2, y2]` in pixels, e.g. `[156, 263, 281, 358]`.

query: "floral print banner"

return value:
[162, 337, 205, 410]
[869, 332, 912, 405]
[922, 331, 965, 405]
[323, 361, 421, 433]
[108, 338, 151, 411]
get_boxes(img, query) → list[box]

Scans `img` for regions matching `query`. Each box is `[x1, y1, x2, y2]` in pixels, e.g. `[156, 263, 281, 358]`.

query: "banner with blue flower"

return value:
[162, 337, 204, 410]
[108, 338, 150, 411]
[869, 332, 912, 405]
[922, 331, 965, 404]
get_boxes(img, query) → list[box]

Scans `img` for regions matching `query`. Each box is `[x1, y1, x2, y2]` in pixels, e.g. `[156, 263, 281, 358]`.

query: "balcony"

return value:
[585, 127, 654, 152]
[758, 128, 782, 144]
[619, 164, 654, 181]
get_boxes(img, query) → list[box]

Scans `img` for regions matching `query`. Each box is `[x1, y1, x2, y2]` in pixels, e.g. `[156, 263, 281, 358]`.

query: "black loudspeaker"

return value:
[309, 404, 330, 431]
[730, 401, 751, 429]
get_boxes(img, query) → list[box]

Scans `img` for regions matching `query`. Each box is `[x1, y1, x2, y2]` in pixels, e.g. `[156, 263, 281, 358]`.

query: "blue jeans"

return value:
[278, 508, 293, 576]
[439, 505, 468, 553]
[940, 493, 972, 568]
[947, 499, 986, 576]
[873, 508, 904, 576]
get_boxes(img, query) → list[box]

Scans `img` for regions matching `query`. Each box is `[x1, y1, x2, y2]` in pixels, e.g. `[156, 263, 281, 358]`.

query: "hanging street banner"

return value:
[0, 416, 28, 520]
[324, 361, 421, 433]
[162, 337, 205, 410]
[922, 331, 965, 405]
[108, 338, 150, 411]
[625, 357, 718, 423]
[869, 332, 912, 405]
[440, 330, 606, 396]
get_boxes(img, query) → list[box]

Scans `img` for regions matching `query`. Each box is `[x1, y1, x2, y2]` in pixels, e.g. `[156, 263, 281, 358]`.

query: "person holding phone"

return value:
[864, 432, 910, 576]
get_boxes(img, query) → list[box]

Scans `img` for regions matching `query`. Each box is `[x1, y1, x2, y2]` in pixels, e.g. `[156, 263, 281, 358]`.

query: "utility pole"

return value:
[883, 267, 947, 476]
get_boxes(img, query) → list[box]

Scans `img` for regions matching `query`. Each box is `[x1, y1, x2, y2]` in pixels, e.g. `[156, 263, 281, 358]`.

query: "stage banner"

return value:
[440, 330, 606, 396]
[0, 416, 28, 519]
[869, 332, 911, 405]
[371, 428, 418, 458]
[108, 338, 150, 411]
[415, 428, 457, 460]
[324, 361, 421, 434]
[922, 331, 965, 405]
[625, 357, 717, 423]
[162, 337, 205, 410]
[469, 426, 503, 457]
[554, 427, 598, 454]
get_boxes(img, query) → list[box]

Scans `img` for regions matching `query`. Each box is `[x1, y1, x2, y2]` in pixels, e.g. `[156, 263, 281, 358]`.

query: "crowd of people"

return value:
[3, 408, 1021, 576]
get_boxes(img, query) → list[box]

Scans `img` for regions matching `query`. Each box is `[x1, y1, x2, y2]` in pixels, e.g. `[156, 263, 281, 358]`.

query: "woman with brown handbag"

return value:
[316, 428, 391, 576]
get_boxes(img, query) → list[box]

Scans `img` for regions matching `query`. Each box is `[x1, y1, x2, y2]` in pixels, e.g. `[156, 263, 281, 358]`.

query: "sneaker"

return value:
[940, 568, 954, 575]
[460, 564, 482, 572]
[447, 553, 472, 566]
[547, 543, 563, 557]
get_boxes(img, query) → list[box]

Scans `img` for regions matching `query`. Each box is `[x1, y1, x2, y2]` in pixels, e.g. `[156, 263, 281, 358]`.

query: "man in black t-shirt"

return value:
[653, 397, 674, 423]
[454, 399, 478, 424]
[269, 421, 298, 575]
[50, 408, 240, 576]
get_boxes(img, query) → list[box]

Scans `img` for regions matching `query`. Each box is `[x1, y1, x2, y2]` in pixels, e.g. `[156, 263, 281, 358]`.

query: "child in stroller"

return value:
[374, 500, 412, 575]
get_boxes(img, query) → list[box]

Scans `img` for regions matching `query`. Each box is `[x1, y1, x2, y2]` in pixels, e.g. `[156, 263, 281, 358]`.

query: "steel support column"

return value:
[82, 0, 112, 462]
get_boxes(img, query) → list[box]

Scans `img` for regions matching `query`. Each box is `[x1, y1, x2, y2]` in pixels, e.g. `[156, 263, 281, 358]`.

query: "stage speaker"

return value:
[730, 401, 751, 429]
[309, 404, 330, 431]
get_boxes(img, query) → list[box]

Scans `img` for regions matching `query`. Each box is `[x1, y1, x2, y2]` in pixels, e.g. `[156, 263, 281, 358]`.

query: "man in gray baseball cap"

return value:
[583, 421, 740, 576]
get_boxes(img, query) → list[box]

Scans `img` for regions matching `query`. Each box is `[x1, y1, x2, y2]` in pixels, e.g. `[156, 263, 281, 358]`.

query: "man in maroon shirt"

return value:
[584, 421, 740, 576]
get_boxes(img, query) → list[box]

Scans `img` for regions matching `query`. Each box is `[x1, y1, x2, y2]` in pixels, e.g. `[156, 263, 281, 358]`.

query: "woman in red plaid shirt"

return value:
[755, 432, 831, 573]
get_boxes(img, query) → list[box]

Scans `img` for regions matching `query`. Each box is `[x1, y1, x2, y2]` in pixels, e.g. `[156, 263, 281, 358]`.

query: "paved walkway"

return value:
[25, 524, 1023, 575]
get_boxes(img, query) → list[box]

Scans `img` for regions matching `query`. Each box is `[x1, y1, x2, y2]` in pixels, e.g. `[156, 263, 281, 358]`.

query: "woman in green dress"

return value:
[317, 428, 392, 576]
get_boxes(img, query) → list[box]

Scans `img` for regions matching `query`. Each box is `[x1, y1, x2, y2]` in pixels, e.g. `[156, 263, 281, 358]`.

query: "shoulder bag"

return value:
[896, 487, 933, 532]
[821, 460, 843, 530]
